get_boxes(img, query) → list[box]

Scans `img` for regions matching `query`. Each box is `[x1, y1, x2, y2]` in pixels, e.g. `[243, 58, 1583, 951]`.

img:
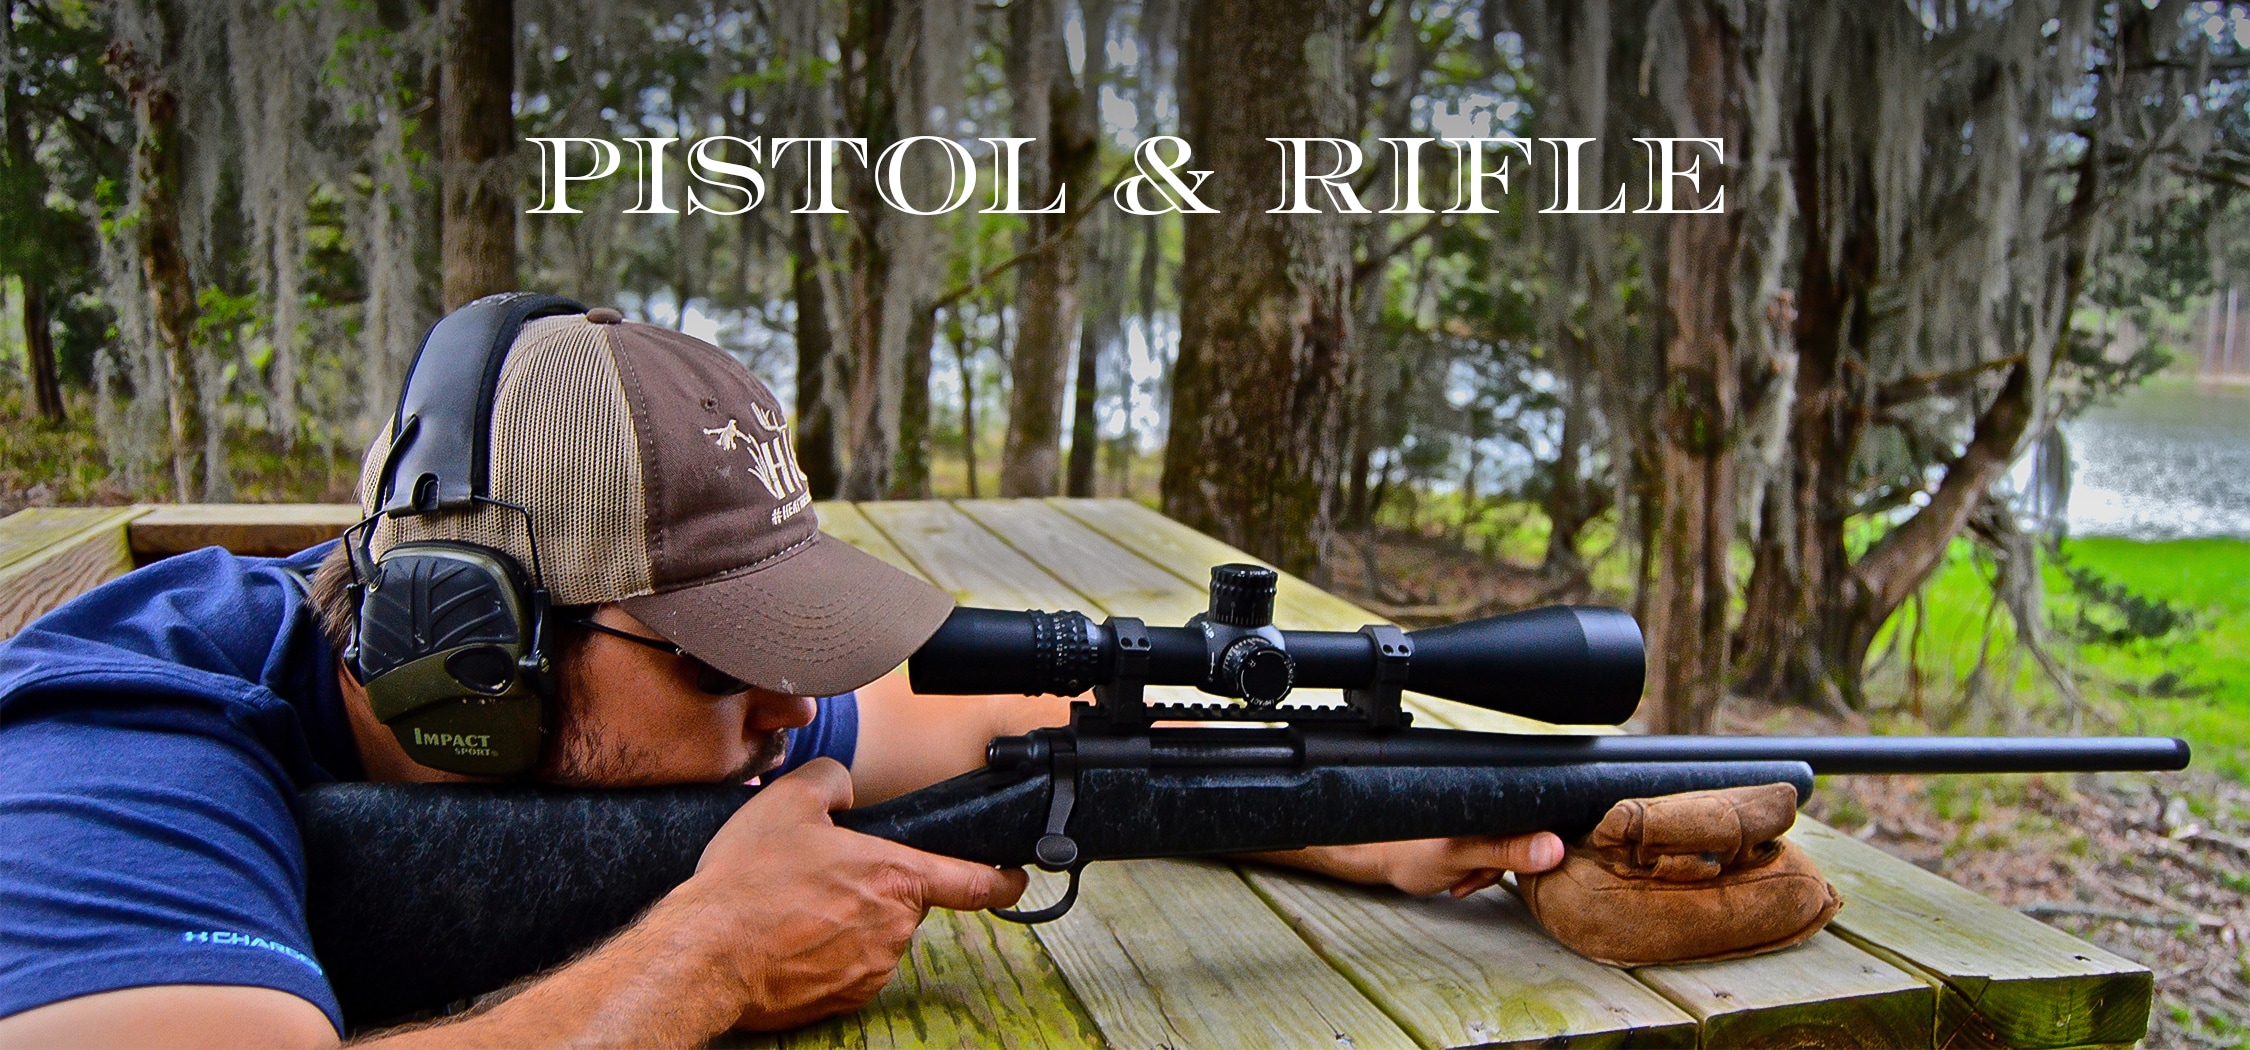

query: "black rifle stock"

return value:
[300, 564, 2190, 1026]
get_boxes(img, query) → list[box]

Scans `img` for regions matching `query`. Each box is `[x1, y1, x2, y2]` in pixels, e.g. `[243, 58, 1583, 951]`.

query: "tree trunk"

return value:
[1540, 329, 1595, 578]
[1160, 0, 1357, 576]
[21, 282, 64, 424]
[109, 41, 201, 501]
[1733, 83, 1875, 710]
[837, 0, 968, 500]
[2, 29, 63, 426]
[1642, 0, 1745, 735]
[1065, 254, 1107, 497]
[791, 211, 843, 498]
[1000, 0, 1099, 497]
[1063, 0, 1118, 499]
[1735, 48, 2061, 710]
[892, 304, 935, 498]
[439, 0, 518, 310]
[1836, 94, 2101, 678]
[949, 307, 981, 497]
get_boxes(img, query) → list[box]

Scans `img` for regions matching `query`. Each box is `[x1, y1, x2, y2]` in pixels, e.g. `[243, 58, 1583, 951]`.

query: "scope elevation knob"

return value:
[1209, 564, 1278, 628]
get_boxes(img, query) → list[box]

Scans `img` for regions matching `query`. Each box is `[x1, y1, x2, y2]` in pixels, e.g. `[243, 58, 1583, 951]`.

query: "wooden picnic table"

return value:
[0, 498, 2153, 1048]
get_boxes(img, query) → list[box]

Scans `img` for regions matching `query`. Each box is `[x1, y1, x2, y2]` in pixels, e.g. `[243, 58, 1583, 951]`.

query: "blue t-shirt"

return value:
[0, 541, 858, 1032]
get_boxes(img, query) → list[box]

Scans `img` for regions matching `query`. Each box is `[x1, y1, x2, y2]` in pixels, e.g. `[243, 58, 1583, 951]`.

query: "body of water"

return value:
[2063, 381, 2250, 539]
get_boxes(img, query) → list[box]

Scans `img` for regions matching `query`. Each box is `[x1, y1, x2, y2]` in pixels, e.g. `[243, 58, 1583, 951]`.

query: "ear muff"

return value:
[344, 291, 585, 777]
[354, 542, 551, 776]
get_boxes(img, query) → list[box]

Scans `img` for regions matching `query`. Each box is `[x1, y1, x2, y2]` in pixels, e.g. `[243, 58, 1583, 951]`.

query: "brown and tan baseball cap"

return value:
[357, 306, 953, 696]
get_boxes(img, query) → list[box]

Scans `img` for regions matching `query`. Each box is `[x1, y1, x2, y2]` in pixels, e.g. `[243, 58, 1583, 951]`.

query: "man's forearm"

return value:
[356, 889, 740, 1049]
[851, 673, 1073, 803]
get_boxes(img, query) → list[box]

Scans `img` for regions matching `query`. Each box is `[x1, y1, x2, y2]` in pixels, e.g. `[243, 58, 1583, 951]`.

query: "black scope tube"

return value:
[909, 605, 1647, 726]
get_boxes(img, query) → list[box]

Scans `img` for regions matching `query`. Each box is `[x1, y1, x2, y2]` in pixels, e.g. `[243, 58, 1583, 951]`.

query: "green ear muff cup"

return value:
[358, 544, 548, 776]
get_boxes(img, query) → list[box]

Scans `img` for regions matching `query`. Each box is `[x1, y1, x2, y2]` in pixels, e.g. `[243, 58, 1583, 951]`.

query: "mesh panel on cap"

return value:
[356, 314, 654, 605]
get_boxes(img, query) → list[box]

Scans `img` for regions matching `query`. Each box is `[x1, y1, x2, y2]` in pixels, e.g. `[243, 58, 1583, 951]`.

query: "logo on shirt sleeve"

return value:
[181, 930, 325, 975]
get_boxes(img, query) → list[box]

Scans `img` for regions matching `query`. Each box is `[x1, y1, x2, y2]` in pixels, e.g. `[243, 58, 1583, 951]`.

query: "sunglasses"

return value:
[569, 617, 754, 696]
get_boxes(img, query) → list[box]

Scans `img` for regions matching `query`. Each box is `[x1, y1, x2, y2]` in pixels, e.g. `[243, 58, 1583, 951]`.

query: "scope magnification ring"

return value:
[1033, 610, 1101, 695]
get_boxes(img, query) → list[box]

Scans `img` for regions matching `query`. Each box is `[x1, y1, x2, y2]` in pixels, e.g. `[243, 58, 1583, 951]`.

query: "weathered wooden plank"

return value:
[0, 507, 126, 573]
[128, 502, 361, 560]
[1244, 866, 1698, 1049]
[855, 501, 1098, 614]
[1045, 498, 1372, 626]
[724, 907, 1103, 1050]
[874, 500, 1413, 1049]
[1040, 859, 1417, 1050]
[953, 500, 1202, 621]
[0, 507, 147, 638]
[814, 501, 926, 578]
[1791, 818, 2151, 1049]
[1633, 930, 1934, 1049]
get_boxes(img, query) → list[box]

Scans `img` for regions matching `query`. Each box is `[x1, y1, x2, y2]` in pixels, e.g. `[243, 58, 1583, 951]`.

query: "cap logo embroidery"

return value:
[702, 419, 752, 451]
[703, 416, 813, 508]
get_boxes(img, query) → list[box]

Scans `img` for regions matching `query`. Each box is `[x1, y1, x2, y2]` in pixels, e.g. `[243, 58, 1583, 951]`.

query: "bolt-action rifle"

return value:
[300, 564, 2189, 1026]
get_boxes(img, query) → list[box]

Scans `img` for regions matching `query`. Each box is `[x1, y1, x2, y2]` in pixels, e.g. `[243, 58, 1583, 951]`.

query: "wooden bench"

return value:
[0, 499, 2152, 1048]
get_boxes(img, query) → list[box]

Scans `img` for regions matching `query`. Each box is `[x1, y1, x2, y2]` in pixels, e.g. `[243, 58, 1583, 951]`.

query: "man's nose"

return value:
[745, 692, 818, 733]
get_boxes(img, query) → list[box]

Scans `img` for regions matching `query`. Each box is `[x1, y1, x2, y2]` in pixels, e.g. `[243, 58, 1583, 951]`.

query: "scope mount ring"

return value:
[1094, 616, 1151, 724]
[1344, 623, 1412, 730]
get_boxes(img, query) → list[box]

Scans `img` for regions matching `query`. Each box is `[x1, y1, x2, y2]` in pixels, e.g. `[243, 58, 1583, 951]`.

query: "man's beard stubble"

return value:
[537, 714, 790, 789]
[535, 645, 790, 788]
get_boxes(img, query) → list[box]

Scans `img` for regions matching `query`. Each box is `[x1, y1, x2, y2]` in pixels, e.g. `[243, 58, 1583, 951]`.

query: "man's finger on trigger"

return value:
[765, 756, 856, 814]
[912, 853, 1031, 912]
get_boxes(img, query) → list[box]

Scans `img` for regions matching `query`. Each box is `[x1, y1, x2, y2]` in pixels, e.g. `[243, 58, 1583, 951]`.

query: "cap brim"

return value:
[621, 532, 955, 697]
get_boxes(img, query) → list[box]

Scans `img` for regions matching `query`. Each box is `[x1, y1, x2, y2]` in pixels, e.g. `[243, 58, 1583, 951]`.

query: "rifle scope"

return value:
[908, 564, 1646, 726]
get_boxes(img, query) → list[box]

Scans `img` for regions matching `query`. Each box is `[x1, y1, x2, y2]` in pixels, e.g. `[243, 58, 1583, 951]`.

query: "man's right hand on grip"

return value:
[678, 759, 1029, 1031]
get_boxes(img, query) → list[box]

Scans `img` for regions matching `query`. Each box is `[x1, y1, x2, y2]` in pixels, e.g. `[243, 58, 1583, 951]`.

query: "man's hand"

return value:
[674, 759, 1029, 1031]
[346, 759, 1027, 1047]
[1246, 832, 1566, 897]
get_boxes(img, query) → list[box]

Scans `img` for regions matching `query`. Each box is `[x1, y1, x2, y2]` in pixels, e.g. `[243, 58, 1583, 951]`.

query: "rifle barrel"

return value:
[1276, 730, 2191, 775]
[995, 727, 2190, 774]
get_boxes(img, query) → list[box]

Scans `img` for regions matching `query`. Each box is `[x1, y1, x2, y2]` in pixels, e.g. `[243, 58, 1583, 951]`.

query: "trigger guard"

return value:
[990, 865, 1085, 924]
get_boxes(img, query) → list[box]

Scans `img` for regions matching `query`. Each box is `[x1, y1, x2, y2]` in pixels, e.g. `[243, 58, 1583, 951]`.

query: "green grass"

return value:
[2052, 536, 2250, 777]
[1873, 534, 2250, 781]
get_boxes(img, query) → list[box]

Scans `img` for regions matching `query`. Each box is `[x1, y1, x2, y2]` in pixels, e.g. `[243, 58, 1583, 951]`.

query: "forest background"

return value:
[4, 0, 2250, 762]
